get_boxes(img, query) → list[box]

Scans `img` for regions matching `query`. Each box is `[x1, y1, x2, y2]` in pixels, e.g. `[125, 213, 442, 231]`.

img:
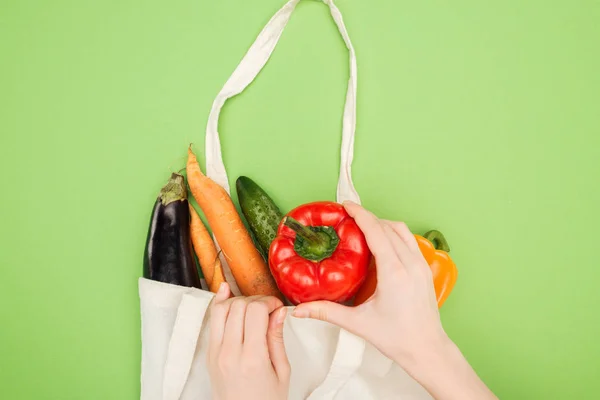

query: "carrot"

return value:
[208, 256, 227, 294]
[189, 204, 218, 287]
[186, 147, 282, 299]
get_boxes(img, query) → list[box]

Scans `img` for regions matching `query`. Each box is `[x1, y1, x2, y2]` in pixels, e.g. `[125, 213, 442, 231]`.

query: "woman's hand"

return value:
[293, 202, 497, 400]
[293, 201, 445, 366]
[208, 283, 290, 400]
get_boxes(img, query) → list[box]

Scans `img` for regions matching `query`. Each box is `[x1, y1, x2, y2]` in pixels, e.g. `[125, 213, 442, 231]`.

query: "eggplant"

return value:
[143, 173, 202, 288]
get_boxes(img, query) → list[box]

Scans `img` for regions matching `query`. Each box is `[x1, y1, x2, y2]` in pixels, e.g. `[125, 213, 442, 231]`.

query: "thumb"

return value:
[293, 301, 357, 332]
[267, 307, 291, 380]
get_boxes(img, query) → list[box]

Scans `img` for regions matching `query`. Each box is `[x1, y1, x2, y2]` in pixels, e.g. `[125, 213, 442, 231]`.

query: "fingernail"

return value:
[277, 308, 287, 324]
[218, 282, 226, 294]
[292, 308, 309, 318]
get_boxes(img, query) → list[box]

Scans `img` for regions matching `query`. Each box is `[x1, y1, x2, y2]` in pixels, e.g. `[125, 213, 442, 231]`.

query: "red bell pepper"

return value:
[269, 201, 371, 305]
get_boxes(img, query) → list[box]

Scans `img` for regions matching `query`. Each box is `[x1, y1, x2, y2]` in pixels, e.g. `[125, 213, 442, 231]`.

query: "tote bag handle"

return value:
[205, 0, 359, 205]
[204, 1, 365, 397]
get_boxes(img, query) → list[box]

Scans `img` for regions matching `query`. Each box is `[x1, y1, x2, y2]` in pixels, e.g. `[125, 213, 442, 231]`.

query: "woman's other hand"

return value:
[293, 202, 496, 400]
[208, 283, 290, 400]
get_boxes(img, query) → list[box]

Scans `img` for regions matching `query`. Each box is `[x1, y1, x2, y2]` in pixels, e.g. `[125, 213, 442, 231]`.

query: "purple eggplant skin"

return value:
[143, 173, 201, 288]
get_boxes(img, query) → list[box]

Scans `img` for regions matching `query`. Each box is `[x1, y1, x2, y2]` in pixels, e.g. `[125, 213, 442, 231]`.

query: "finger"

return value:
[293, 301, 361, 337]
[267, 307, 291, 380]
[208, 283, 232, 356]
[381, 223, 411, 259]
[381, 223, 419, 271]
[214, 282, 231, 303]
[244, 296, 284, 346]
[343, 202, 398, 267]
[222, 298, 250, 348]
[382, 220, 420, 254]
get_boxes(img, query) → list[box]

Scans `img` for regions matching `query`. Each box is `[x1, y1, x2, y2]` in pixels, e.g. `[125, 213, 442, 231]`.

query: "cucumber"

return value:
[236, 176, 284, 258]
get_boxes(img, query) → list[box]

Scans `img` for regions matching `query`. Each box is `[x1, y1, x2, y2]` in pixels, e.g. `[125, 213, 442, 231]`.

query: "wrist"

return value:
[397, 335, 497, 400]
[393, 332, 456, 377]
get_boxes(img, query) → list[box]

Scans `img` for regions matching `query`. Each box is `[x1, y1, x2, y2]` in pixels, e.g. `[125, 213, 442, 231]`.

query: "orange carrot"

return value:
[189, 204, 218, 287]
[186, 147, 282, 299]
[208, 257, 227, 294]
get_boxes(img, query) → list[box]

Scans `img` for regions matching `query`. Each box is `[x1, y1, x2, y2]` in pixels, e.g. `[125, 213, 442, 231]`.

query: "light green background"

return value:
[1, 0, 599, 398]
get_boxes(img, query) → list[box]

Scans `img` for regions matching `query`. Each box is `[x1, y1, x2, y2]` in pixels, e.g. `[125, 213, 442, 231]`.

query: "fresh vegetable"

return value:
[353, 230, 458, 307]
[236, 176, 284, 258]
[269, 201, 371, 305]
[186, 147, 282, 299]
[189, 204, 218, 286]
[208, 257, 227, 294]
[352, 257, 376, 305]
[143, 173, 202, 289]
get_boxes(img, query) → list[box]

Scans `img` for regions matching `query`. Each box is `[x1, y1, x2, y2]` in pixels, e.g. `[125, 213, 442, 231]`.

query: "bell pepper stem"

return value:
[283, 217, 326, 246]
[283, 217, 340, 261]
[423, 230, 451, 252]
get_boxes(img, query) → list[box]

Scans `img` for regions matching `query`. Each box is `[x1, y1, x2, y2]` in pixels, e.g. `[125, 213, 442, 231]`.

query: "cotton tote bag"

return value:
[139, 1, 433, 399]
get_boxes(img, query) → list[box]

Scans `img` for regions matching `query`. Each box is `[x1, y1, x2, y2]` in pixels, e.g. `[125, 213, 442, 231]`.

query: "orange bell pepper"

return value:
[353, 230, 458, 307]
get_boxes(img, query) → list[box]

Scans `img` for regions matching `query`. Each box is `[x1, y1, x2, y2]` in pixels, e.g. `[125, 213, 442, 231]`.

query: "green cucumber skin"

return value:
[236, 176, 284, 258]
